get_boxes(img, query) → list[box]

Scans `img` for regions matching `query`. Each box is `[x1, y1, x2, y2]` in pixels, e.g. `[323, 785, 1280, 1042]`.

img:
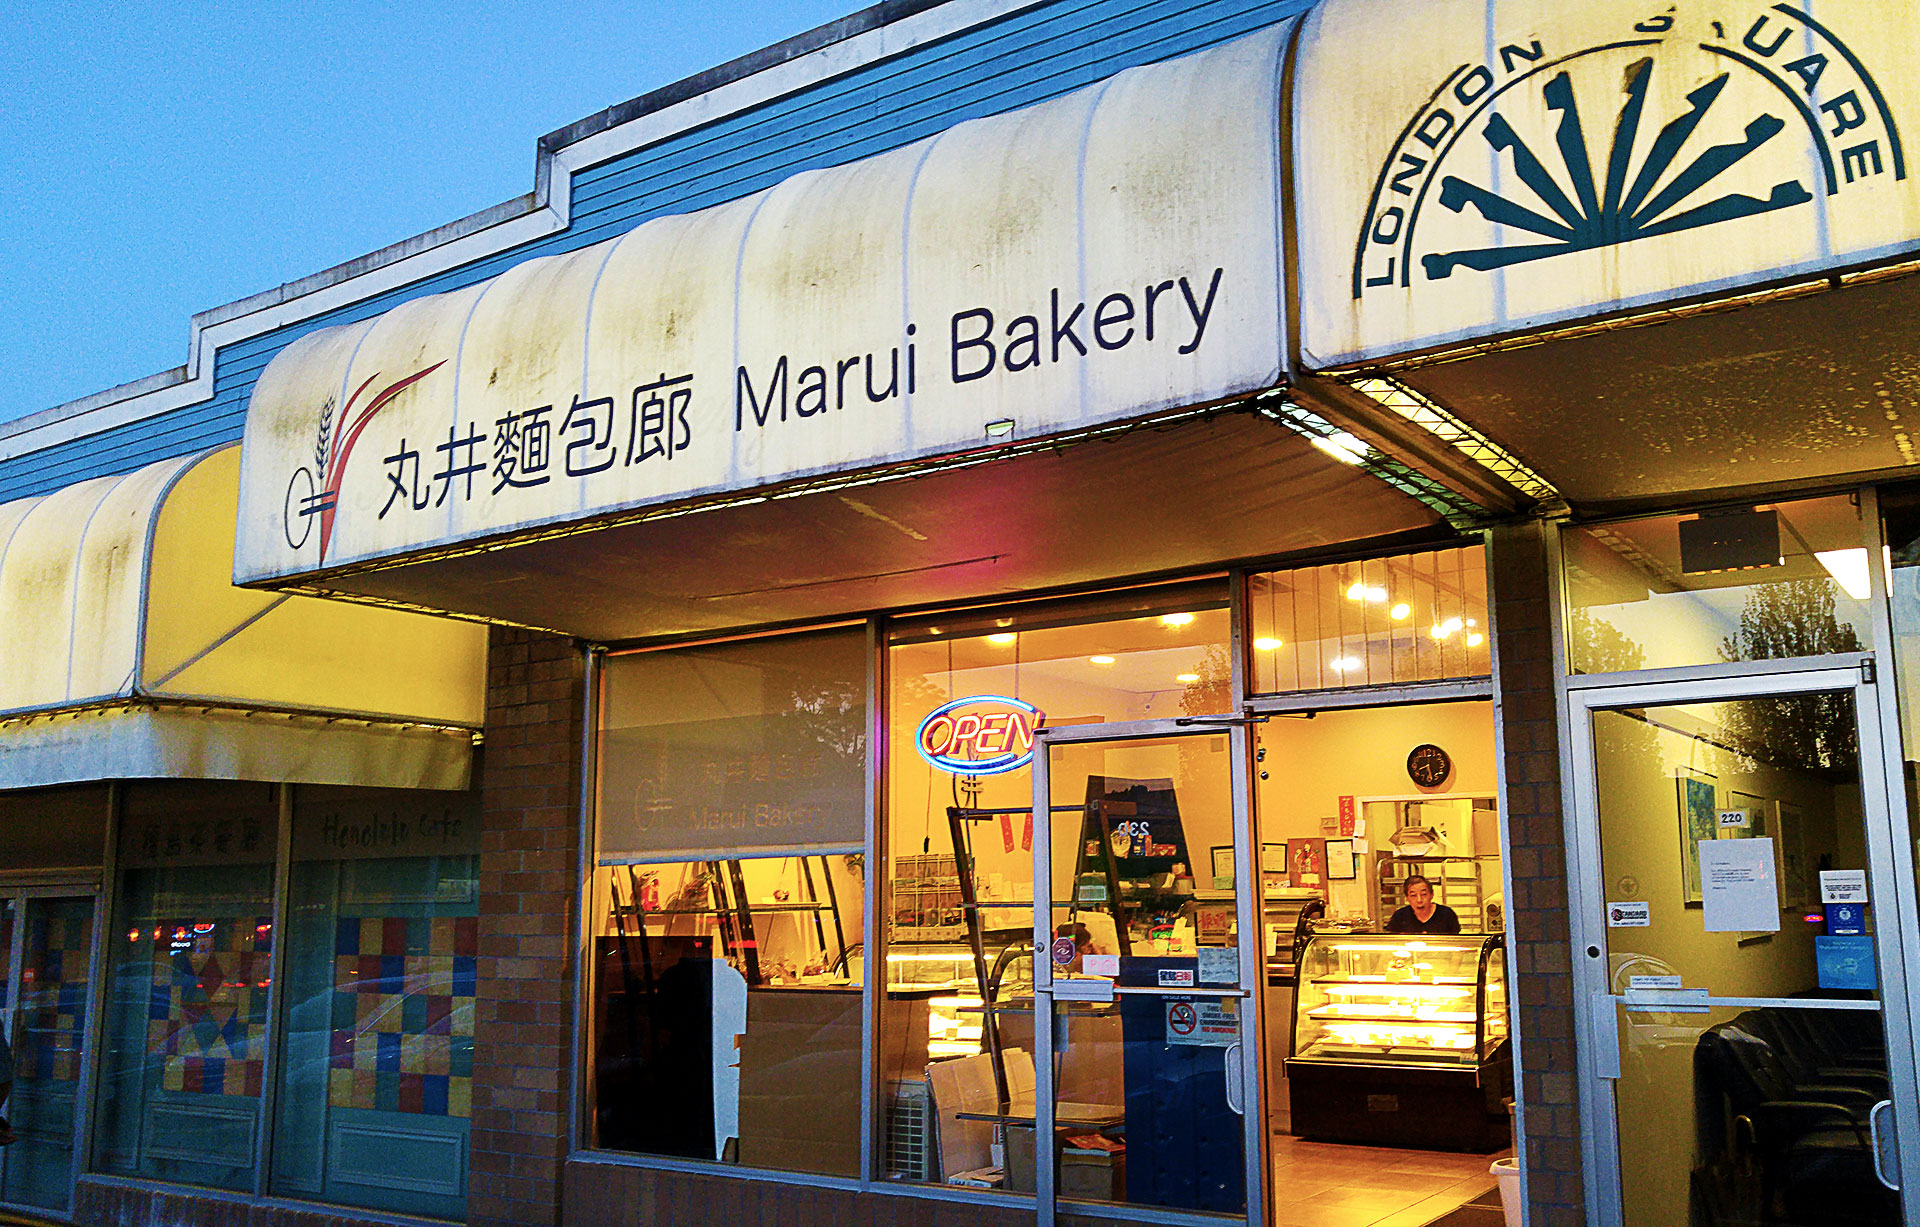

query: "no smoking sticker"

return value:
[1164, 998, 1238, 1047]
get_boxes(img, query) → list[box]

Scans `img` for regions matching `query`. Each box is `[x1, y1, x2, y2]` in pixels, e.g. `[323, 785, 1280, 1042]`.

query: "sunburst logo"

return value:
[1423, 60, 1811, 279]
[1350, 4, 1905, 301]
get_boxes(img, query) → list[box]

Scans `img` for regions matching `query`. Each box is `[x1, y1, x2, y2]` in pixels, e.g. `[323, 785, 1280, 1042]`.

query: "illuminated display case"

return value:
[1286, 933, 1512, 1151]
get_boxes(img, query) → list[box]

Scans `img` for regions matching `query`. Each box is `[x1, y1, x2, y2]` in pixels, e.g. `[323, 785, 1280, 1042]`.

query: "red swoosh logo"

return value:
[316, 362, 446, 562]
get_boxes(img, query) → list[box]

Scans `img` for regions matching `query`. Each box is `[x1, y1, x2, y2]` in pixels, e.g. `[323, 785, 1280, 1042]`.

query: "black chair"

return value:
[1691, 1019, 1895, 1226]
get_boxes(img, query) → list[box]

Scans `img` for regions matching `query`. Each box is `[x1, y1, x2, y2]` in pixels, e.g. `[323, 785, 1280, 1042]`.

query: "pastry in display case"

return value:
[1286, 933, 1512, 1151]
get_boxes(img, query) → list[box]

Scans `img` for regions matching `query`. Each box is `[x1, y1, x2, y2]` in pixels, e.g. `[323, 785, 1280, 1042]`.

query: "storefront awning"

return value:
[0, 445, 485, 791]
[1288, 0, 1920, 507]
[232, 22, 1295, 591]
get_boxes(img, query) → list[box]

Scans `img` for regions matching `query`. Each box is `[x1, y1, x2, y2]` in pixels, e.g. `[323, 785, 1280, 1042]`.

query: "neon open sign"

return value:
[916, 696, 1047, 776]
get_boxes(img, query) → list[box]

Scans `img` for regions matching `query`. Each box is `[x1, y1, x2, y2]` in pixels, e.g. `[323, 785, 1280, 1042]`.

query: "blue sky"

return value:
[0, 2, 853, 424]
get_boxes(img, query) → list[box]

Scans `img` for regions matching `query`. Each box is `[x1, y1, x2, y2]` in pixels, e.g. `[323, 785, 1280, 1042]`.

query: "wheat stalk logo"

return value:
[313, 394, 336, 473]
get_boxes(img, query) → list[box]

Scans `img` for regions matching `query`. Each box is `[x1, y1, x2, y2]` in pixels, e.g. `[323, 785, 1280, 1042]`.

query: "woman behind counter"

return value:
[1384, 874, 1461, 935]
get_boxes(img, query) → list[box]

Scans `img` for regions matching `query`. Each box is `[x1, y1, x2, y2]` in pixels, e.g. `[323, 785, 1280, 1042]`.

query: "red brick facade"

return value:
[1489, 521, 1584, 1227]
[469, 627, 587, 1227]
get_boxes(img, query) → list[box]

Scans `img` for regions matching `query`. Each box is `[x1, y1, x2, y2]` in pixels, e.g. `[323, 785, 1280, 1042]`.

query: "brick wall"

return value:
[470, 627, 587, 1227]
[1488, 520, 1583, 1227]
[564, 1159, 1129, 1227]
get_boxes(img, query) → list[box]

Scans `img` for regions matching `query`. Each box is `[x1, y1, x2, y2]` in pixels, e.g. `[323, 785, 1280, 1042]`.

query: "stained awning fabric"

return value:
[0, 445, 485, 791]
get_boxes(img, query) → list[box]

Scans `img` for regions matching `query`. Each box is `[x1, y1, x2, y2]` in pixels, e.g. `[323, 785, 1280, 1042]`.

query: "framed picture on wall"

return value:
[1259, 843, 1287, 874]
[1677, 770, 1718, 906]
[1325, 838, 1357, 880]
[1774, 799, 1808, 908]
[1288, 838, 1327, 890]
[1210, 845, 1234, 891]
[1730, 790, 1767, 839]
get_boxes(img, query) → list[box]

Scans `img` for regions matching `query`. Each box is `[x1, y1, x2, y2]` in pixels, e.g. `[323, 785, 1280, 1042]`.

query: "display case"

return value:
[1286, 933, 1512, 1151]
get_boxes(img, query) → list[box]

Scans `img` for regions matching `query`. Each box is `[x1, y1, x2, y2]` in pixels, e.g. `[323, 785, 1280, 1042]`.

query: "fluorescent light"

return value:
[1345, 583, 1388, 603]
[1312, 432, 1370, 466]
[1330, 656, 1362, 672]
[1176, 673, 1200, 683]
[1253, 637, 1282, 651]
[1466, 632, 1485, 647]
[1089, 655, 1116, 665]
[1431, 617, 1464, 640]
[1816, 548, 1871, 600]
[1389, 602, 1411, 621]
[1160, 612, 1195, 627]
[984, 418, 1015, 438]
[986, 632, 1017, 644]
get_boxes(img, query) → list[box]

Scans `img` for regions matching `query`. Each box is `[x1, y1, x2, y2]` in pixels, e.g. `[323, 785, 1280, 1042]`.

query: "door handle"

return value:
[1223, 1042, 1244, 1116]
[1870, 1099, 1899, 1191]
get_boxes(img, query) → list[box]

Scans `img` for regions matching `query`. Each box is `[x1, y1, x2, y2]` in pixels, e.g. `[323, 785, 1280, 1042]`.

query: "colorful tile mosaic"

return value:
[328, 915, 478, 1118]
[147, 917, 272, 1097]
[18, 907, 93, 1083]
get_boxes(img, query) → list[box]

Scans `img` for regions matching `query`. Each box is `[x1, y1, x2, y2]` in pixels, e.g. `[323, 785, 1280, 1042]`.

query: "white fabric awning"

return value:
[0, 445, 485, 791]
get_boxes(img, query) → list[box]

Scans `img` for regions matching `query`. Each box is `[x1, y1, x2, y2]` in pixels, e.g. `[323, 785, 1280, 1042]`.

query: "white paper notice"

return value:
[1820, 869, 1868, 905]
[1700, 839, 1780, 933]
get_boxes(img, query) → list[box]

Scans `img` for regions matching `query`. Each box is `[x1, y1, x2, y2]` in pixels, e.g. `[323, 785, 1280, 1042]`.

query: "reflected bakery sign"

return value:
[1296, 0, 1920, 364]
[235, 26, 1290, 583]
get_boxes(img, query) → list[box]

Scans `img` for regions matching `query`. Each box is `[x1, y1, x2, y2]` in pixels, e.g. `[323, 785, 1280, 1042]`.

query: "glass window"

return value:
[880, 583, 1229, 1189]
[1564, 495, 1870, 674]
[268, 787, 479, 1219]
[1247, 546, 1489, 694]
[94, 783, 277, 1191]
[587, 628, 868, 1177]
[4, 894, 96, 1212]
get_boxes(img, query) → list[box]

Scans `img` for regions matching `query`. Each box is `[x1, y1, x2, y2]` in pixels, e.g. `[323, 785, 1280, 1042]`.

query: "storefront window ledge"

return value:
[565, 1148, 862, 1194]
[75, 1175, 463, 1227]
[1563, 650, 1871, 691]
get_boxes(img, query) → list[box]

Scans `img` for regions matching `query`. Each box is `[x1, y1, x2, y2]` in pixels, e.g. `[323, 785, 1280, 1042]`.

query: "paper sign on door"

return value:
[1700, 839, 1780, 933]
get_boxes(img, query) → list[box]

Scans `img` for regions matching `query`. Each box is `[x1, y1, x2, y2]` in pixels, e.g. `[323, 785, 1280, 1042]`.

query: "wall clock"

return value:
[1407, 743, 1452, 789]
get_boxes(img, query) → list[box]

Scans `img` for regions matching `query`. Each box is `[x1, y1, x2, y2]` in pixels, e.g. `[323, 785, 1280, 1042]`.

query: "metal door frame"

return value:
[1030, 716, 1263, 1227]
[1564, 659, 1920, 1226]
[0, 878, 105, 1216]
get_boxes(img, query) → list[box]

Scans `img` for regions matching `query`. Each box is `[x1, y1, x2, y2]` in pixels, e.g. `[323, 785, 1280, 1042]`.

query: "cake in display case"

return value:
[1286, 933, 1511, 1151]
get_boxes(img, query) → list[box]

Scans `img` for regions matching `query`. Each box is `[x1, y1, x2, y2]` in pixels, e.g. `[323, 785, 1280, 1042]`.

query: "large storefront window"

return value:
[1564, 495, 1871, 674]
[1247, 546, 1488, 693]
[268, 787, 479, 1219]
[94, 783, 277, 1191]
[588, 628, 868, 1176]
[880, 583, 1230, 1189]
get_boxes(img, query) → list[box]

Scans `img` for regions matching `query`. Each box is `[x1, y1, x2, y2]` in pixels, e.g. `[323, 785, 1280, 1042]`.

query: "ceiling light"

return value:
[1329, 656, 1362, 672]
[1345, 583, 1388, 603]
[1466, 632, 1485, 647]
[1089, 655, 1116, 665]
[1431, 617, 1464, 640]
[1253, 637, 1282, 651]
[1815, 548, 1871, 600]
[1312, 432, 1370, 466]
[986, 632, 1017, 644]
[1160, 612, 1195, 627]
[1176, 673, 1200, 683]
[1389, 602, 1411, 621]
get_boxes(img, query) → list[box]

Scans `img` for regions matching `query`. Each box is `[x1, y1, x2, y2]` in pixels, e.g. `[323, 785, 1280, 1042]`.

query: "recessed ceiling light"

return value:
[1089, 655, 1116, 665]
[1330, 656, 1362, 672]
[1389, 602, 1411, 621]
[1345, 583, 1388, 603]
[1253, 637, 1282, 651]
[1431, 617, 1464, 641]
[1160, 612, 1195, 627]
[1466, 632, 1485, 647]
[987, 632, 1017, 644]
[1176, 674, 1200, 683]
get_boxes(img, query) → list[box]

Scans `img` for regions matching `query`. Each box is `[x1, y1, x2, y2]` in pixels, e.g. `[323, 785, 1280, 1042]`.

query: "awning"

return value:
[0, 445, 486, 791]
[1295, 0, 1920, 367]
[232, 22, 1295, 590]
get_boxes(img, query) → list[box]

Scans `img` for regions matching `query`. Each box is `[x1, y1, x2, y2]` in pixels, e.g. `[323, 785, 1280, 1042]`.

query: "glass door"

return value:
[1568, 664, 1920, 1227]
[0, 890, 98, 1213]
[1031, 719, 1261, 1226]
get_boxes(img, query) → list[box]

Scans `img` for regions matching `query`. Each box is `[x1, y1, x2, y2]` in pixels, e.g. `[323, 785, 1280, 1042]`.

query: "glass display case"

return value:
[1286, 933, 1512, 1150]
